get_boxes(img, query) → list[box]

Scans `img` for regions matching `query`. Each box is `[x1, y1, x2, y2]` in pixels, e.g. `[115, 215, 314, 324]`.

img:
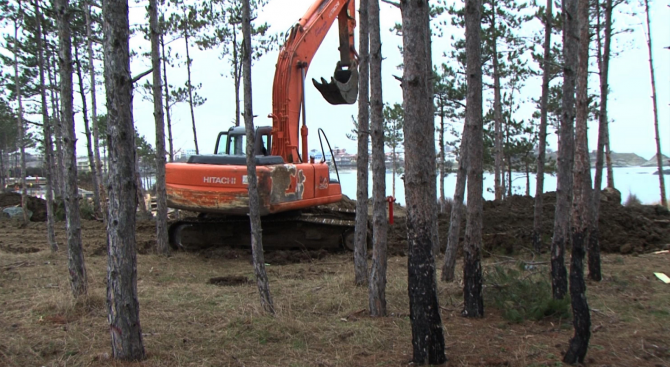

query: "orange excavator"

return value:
[165, 0, 361, 250]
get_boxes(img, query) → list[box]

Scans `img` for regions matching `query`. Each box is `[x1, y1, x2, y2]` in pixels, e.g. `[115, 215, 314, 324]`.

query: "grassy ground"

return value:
[0, 220, 669, 367]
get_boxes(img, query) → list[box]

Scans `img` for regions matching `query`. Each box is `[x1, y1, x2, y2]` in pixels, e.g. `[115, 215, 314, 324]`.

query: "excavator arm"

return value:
[271, 0, 358, 164]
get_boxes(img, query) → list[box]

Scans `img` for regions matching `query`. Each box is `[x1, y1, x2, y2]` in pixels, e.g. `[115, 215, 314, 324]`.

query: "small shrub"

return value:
[624, 192, 642, 207]
[485, 263, 571, 323]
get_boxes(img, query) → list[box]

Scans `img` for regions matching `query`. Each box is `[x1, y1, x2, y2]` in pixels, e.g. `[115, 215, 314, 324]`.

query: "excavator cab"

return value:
[313, 61, 358, 105]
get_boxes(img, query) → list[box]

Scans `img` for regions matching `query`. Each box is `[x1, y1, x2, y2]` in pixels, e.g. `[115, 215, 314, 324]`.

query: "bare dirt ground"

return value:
[1, 213, 669, 367]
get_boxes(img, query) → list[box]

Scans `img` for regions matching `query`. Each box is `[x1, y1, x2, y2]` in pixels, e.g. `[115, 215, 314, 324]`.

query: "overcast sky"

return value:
[82, 0, 669, 161]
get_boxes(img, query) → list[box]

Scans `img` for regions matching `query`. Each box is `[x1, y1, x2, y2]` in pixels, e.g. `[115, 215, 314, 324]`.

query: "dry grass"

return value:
[0, 220, 669, 367]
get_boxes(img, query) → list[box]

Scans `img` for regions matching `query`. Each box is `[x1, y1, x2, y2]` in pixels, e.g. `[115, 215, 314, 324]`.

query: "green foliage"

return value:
[485, 263, 571, 323]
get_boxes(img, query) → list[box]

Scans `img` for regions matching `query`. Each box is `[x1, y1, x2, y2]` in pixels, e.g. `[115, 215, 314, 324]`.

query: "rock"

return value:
[2, 207, 33, 220]
[601, 187, 622, 205]
[619, 243, 633, 254]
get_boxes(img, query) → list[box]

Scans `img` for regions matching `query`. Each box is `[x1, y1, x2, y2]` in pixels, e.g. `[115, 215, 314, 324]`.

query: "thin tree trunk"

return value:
[551, 0, 577, 301]
[242, 0, 274, 314]
[425, 12, 440, 262]
[590, 0, 611, 282]
[643, 0, 665, 207]
[368, 0, 387, 318]
[56, 0, 88, 298]
[462, 0, 484, 318]
[86, 1, 107, 222]
[12, 9, 28, 225]
[439, 102, 445, 212]
[533, 0, 552, 254]
[35, 0, 58, 252]
[0, 149, 4, 190]
[525, 160, 530, 196]
[605, 126, 614, 187]
[135, 157, 148, 217]
[233, 29, 241, 127]
[182, 6, 199, 154]
[102, 0, 146, 358]
[492, 10, 504, 202]
[46, 46, 63, 198]
[160, 33, 174, 162]
[74, 44, 101, 216]
[402, 0, 447, 364]
[354, 0, 370, 287]
[149, 0, 169, 256]
[564, 0, 592, 361]
[441, 122, 468, 282]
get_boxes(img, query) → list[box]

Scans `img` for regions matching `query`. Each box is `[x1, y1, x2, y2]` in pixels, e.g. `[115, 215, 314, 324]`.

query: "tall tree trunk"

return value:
[0, 149, 4, 190]
[149, 0, 169, 256]
[492, 10, 504, 202]
[605, 127, 614, 187]
[462, 0, 484, 318]
[424, 11, 440, 262]
[35, 0, 58, 252]
[56, 0, 88, 298]
[643, 0, 665, 207]
[551, 0, 577, 301]
[368, 0, 388, 318]
[135, 156, 148, 217]
[533, 0, 552, 254]
[242, 0, 274, 314]
[102, 0, 146, 359]
[439, 102, 446, 212]
[564, 0, 592, 361]
[354, 0, 370, 287]
[183, 6, 199, 154]
[46, 47, 63, 198]
[590, 0, 612, 282]
[441, 122, 468, 282]
[160, 33, 174, 162]
[74, 44, 101, 216]
[12, 9, 28, 225]
[85, 1, 107, 222]
[233, 29, 241, 127]
[401, 0, 447, 364]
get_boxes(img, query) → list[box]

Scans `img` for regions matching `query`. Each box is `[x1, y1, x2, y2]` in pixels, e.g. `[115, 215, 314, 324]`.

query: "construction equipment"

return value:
[166, 0, 361, 251]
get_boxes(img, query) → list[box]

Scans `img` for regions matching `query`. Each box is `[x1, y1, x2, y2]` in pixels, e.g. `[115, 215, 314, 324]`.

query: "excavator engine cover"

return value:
[313, 62, 358, 105]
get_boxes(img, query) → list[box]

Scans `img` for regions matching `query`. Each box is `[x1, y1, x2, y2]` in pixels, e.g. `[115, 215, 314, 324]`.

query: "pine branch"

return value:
[131, 68, 153, 84]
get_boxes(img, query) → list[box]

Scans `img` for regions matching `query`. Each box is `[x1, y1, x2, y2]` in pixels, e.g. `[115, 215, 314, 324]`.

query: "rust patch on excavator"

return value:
[269, 165, 305, 203]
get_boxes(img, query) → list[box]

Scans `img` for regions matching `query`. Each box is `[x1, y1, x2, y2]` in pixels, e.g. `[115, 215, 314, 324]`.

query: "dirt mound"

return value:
[384, 191, 670, 256]
[0, 193, 48, 222]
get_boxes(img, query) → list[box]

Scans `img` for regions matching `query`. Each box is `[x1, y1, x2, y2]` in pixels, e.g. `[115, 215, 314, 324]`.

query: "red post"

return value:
[387, 196, 395, 225]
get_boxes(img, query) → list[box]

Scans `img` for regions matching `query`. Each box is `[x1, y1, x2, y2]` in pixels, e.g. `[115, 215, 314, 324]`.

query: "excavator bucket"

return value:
[313, 62, 359, 105]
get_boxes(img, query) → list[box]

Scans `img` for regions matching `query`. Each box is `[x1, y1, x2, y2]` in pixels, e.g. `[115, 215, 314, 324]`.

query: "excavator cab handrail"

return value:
[317, 128, 340, 183]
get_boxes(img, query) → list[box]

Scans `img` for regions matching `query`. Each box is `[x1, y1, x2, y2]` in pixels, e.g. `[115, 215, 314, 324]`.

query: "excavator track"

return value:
[168, 206, 363, 251]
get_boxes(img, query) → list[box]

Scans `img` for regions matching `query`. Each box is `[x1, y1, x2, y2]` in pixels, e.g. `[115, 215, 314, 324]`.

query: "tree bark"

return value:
[551, 0, 577, 301]
[160, 34, 174, 162]
[354, 0, 370, 287]
[135, 156, 149, 217]
[401, 0, 447, 364]
[441, 122, 468, 282]
[492, 9, 504, 202]
[102, 0, 146, 359]
[533, 0, 552, 254]
[12, 7, 28, 225]
[590, 0, 612, 282]
[233, 29, 241, 127]
[35, 0, 58, 252]
[643, 0, 665, 208]
[462, 0, 484, 318]
[74, 44, 102, 217]
[424, 9, 440, 262]
[56, 0, 88, 298]
[564, 0, 591, 361]
[242, 0, 274, 314]
[183, 6, 199, 154]
[368, 0, 388, 318]
[85, 1, 107, 223]
[149, 0, 169, 256]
